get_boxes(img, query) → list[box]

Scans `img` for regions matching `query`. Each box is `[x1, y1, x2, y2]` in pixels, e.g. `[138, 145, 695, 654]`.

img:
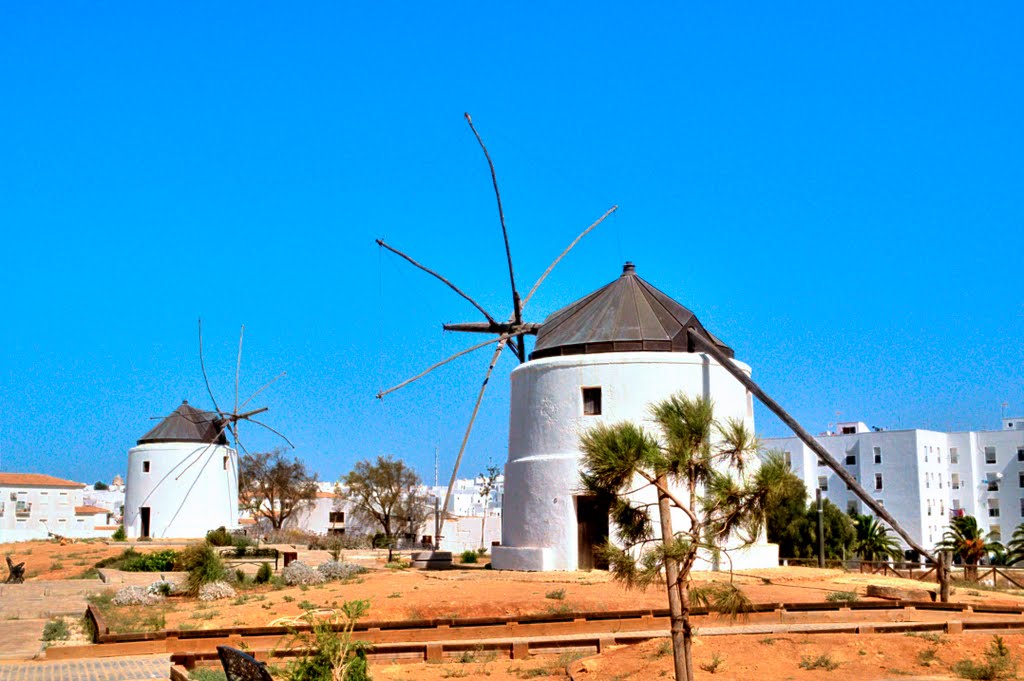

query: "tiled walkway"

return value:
[0, 656, 168, 681]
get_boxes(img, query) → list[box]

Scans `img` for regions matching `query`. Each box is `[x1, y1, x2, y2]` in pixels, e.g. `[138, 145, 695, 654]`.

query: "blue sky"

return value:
[1, 3, 1021, 485]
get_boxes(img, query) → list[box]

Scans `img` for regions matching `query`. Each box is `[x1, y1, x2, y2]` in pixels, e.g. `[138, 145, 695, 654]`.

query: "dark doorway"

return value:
[576, 495, 610, 571]
[140, 507, 151, 539]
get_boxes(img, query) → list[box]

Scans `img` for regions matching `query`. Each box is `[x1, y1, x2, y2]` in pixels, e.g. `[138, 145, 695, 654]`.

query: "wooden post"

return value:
[687, 328, 948, 602]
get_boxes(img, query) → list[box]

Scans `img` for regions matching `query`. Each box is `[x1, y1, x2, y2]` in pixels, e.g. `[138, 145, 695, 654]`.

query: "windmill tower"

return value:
[491, 262, 778, 571]
[125, 401, 238, 539]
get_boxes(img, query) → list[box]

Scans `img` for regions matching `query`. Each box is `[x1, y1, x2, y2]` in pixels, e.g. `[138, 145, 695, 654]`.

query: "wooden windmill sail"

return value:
[376, 113, 617, 531]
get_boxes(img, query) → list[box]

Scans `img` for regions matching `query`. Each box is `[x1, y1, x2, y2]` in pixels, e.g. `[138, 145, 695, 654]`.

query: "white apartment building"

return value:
[0, 473, 117, 543]
[765, 417, 1024, 555]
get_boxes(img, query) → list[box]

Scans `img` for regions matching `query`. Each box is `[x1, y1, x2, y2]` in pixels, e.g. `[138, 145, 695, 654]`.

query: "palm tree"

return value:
[852, 514, 903, 563]
[936, 515, 1001, 580]
[579, 393, 786, 681]
[1002, 523, 1024, 566]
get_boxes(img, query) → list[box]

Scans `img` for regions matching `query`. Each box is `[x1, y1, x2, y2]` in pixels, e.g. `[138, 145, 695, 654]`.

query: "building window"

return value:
[873, 447, 882, 464]
[950, 447, 959, 464]
[952, 498, 961, 511]
[58, 492, 68, 505]
[924, 448, 929, 463]
[329, 511, 345, 523]
[841, 425, 856, 434]
[1019, 498, 1024, 516]
[952, 473, 961, 490]
[875, 473, 883, 491]
[925, 473, 931, 489]
[582, 387, 602, 416]
[989, 501, 1001, 518]
[1018, 447, 1024, 463]
[991, 525, 1002, 541]
[986, 447, 997, 464]
[783, 451, 792, 468]
[1019, 472, 1024, 490]
[845, 454, 856, 465]
[817, 476, 828, 492]
[143, 461, 151, 473]
[847, 501, 858, 514]
[875, 499, 885, 507]
[988, 473, 1000, 491]
[223, 456, 229, 470]
[818, 459, 826, 467]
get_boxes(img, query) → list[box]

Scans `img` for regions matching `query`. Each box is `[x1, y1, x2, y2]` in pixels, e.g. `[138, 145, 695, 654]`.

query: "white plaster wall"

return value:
[493, 351, 771, 572]
[767, 426, 1024, 555]
[124, 442, 238, 539]
[0, 485, 85, 542]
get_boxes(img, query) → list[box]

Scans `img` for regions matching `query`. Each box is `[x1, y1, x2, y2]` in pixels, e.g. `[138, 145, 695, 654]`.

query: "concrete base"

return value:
[491, 546, 556, 571]
[410, 551, 453, 570]
[492, 542, 779, 573]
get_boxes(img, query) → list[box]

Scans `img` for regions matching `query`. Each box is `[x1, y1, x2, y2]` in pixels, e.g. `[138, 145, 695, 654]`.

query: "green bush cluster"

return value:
[175, 543, 226, 595]
[111, 525, 127, 542]
[255, 562, 273, 584]
[121, 549, 178, 573]
[205, 527, 234, 547]
[460, 550, 478, 564]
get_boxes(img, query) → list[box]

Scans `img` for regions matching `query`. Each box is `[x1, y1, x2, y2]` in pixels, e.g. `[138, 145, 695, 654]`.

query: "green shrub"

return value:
[205, 527, 234, 547]
[111, 525, 127, 542]
[953, 635, 1016, 679]
[42, 619, 70, 642]
[121, 549, 178, 572]
[286, 601, 370, 681]
[545, 589, 566, 600]
[460, 550, 478, 564]
[825, 590, 859, 603]
[255, 562, 273, 584]
[800, 654, 840, 671]
[175, 543, 226, 595]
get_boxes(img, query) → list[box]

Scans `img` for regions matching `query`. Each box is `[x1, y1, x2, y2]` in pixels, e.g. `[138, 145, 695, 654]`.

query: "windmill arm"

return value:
[442, 322, 541, 334]
[686, 328, 941, 569]
[377, 239, 497, 324]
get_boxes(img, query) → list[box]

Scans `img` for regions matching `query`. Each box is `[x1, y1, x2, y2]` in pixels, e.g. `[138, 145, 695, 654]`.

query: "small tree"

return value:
[807, 500, 857, 560]
[239, 449, 319, 530]
[477, 465, 501, 551]
[762, 455, 810, 558]
[579, 393, 787, 681]
[937, 514, 1001, 579]
[341, 455, 427, 548]
[853, 514, 904, 562]
[93, 481, 110, 491]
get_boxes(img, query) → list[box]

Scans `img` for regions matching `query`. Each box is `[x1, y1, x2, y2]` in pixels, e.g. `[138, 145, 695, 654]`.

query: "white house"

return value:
[765, 417, 1024, 554]
[0, 473, 117, 542]
[124, 401, 239, 539]
[492, 262, 779, 572]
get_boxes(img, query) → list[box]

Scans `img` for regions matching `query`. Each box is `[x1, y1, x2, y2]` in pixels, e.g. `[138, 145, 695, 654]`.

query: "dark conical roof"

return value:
[138, 400, 228, 445]
[530, 262, 734, 361]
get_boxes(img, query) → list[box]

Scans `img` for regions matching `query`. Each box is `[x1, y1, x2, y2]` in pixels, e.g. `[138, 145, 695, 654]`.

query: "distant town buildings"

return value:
[765, 417, 1024, 555]
[0, 473, 117, 542]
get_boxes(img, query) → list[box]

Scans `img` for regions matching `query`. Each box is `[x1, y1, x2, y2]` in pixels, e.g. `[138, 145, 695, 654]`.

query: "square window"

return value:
[873, 447, 882, 464]
[143, 461, 151, 473]
[986, 447, 997, 464]
[988, 473, 1000, 491]
[875, 473, 883, 491]
[847, 501, 858, 514]
[952, 473, 960, 489]
[990, 506, 1001, 518]
[817, 476, 828, 492]
[845, 454, 856, 465]
[1018, 448, 1024, 463]
[582, 387, 602, 416]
